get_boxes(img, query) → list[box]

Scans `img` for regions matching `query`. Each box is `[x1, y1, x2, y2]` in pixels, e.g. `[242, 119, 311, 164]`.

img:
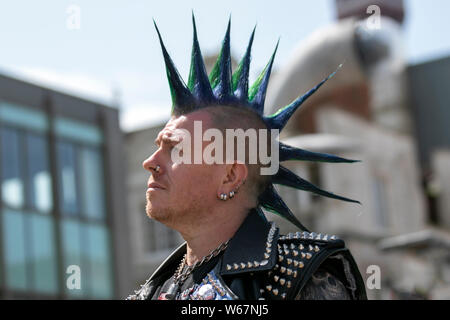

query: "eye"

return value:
[172, 145, 182, 154]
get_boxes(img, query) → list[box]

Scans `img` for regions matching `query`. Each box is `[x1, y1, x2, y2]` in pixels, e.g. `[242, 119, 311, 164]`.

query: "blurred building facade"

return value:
[0, 74, 131, 299]
[264, 0, 450, 299]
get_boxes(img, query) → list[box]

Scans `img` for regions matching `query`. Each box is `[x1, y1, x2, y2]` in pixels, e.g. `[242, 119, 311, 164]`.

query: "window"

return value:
[57, 142, 79, 215]
[29, 214, 58, 293]
[60, 219, 113, 298]
[1, 128, 24, 208]
[2, 209, 58, 294]
[85, 224, 112, 298]
[3, 210, 27, 290]
[54, 117, 112, 298]
[0, 115, 59, 294]
[1, 128, 53, 212]
[80, 148, 105, 220]
[0, 102, 48, 132]
[0, 101, 114, 299]
[56, 127, 106, 220]
[26, 134, 52, 213]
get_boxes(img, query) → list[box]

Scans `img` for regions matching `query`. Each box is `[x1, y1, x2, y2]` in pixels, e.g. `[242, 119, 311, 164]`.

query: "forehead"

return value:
[160, 110, 213, 134]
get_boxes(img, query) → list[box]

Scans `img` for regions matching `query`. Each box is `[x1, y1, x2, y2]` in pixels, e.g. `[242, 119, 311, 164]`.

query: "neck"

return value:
[179, 206, 249, 266]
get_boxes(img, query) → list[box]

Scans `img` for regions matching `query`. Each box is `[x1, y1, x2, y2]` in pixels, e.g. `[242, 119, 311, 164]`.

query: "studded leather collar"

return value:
[217, 208, 279, 276]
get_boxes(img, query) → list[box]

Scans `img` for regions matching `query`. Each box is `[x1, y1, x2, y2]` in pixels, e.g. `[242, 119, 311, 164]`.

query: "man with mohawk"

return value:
[127, 16, 367, 300]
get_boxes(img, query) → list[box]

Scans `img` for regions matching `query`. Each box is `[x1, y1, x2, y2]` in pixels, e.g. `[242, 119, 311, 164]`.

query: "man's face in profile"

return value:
[142, 111, 224, 228]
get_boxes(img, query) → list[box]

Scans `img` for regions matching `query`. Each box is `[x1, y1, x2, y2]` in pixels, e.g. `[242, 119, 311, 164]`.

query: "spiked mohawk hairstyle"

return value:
[153, 15, 360, 231]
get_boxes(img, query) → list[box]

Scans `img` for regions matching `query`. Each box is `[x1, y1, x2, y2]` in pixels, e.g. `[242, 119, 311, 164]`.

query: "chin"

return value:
[145, 203, 159, 219]
[146, 194, 162, 218]
[146, 201, 170, 223]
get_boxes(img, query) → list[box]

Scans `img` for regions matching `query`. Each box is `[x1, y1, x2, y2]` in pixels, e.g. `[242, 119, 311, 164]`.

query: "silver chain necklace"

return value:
[165, 239, 230, 300]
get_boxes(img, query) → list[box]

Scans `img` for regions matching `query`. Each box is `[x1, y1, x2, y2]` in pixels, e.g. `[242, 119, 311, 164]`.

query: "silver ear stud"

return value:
[219, 193, 228, 201]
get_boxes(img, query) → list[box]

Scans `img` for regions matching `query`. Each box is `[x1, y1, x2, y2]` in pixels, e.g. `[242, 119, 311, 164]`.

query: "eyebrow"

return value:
[154, 132, 182, 146]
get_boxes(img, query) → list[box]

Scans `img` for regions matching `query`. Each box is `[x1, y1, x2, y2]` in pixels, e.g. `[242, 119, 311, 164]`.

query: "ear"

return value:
[220, 163, 248, 193]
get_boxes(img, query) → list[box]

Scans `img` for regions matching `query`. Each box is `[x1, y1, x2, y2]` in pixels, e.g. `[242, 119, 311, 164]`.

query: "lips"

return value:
[147, 182, 166, 190]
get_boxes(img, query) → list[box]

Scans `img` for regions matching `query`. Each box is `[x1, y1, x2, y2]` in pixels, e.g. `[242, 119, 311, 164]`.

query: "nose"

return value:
[142, 151, 160, 173]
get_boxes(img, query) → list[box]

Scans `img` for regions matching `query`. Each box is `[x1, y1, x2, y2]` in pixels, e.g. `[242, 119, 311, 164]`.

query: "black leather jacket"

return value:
[128, 209, 367, 300]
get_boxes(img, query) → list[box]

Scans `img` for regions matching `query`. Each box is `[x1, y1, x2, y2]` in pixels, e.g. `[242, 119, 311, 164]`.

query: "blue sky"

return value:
[0, 0, 449, 130]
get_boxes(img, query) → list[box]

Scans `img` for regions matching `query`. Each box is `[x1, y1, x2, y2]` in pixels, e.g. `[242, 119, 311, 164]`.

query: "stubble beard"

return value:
[145, 190, 211, 231]
[145, 192, 172, 223]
